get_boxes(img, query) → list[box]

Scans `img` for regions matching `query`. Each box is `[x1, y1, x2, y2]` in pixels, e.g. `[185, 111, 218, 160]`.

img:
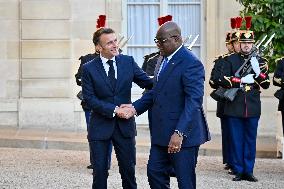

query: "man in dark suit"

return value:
[81, 27, 153, 189]
[75, 50, 113, 173]
[119, 22, 210, 189]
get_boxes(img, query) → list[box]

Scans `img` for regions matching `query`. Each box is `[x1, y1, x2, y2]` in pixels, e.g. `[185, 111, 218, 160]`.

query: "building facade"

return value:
[0, 0, 280, 140]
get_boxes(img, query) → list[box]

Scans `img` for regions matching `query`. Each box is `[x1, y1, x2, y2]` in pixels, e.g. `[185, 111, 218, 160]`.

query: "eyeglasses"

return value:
[154, 36, 178, 44]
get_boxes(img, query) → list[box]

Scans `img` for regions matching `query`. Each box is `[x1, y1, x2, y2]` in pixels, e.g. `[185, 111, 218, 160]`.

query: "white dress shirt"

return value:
[100, 54, 117, 79]
[157, 44, 183, 77]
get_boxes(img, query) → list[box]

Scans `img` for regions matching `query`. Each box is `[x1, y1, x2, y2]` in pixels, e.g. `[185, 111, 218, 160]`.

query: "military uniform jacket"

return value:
[142, 52, 160, 76]
[209, 54, 230, 118]
[75, 53, 99, 110]
[273, 57, 284, 110]
[220, 53, 270, 118]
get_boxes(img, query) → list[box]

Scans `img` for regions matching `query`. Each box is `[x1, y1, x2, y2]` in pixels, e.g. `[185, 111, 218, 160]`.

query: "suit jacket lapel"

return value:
[154, 46, 185, 91]
[94, 58, 114, 91]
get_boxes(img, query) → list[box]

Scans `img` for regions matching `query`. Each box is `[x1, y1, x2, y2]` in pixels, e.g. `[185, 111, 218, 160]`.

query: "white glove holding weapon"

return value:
[241, 73, 255, 84]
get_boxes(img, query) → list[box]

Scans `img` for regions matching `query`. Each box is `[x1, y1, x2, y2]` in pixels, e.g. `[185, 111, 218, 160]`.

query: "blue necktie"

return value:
[106, 60, 116, 88]
[160, 57, 169, 73]
[158, 57, 168, 80]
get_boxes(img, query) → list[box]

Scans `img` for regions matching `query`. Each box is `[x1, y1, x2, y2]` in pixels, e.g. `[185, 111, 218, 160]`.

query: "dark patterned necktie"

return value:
[106, 60, 116, 88]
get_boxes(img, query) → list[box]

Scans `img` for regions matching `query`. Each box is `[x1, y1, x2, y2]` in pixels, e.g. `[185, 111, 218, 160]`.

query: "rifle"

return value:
[223, 33, 275, 101]
[187, 35, 199, 50]
[117, 36, 125, 46]
[183, 35, 192, 44]
[119, 33, 134, 49]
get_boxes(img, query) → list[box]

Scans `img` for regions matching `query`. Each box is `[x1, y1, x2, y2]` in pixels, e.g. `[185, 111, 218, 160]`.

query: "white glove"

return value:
[241, 74, 255, 84]
[250, 56, 261, 77]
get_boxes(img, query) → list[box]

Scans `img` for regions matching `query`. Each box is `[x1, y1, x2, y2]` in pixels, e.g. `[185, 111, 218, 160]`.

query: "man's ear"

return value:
[97, 44, 103, 52]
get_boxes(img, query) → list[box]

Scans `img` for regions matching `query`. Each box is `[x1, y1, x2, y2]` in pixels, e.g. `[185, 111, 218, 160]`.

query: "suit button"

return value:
[159, 105, 162, 108]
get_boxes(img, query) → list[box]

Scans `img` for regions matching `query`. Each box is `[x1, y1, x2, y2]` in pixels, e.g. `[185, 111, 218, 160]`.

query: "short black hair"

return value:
[92, 28, 115, 45]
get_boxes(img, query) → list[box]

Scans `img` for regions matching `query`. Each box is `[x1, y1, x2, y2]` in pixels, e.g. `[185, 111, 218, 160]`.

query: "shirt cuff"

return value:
[113, 106, 119, 117]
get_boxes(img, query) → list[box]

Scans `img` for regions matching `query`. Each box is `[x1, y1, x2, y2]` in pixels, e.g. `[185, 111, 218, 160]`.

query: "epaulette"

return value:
[214, 52, 234, 60]
[143, 52, 159, 60]
[223, 52, 234, 58]
[213, 54, 223, 62]
[78, 53, 98, 60]
[276, 57, 284, 63]
[147, 53, 159, 62]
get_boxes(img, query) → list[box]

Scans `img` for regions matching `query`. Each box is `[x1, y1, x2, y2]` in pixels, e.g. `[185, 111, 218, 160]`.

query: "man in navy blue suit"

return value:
[120, 22, 210, 189]
[81, 27, 153, 189]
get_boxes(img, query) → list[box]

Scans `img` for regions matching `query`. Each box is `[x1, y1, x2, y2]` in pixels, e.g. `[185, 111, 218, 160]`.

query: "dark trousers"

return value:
[90, 124, 137, 189]
[147, 144, 199, 189]
[227, 116, 259, 174]
[281, 111, 284, 136]
[85, 110, 112, 169]
[220, 116, 232, 166]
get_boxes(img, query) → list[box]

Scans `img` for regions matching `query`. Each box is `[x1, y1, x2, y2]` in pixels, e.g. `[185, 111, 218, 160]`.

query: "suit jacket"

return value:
[133, 46, 210, 147]
[82, 54, 153, 141]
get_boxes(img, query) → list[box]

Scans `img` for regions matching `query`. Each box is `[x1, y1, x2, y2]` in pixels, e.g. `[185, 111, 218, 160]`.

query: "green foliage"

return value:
[236, 0, 284, 72]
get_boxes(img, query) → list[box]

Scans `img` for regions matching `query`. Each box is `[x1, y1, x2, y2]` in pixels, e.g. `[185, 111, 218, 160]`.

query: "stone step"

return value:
[0, 126, 278, 158]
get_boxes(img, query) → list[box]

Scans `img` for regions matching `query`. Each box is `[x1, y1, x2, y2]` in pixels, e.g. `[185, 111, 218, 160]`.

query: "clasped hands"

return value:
[115, 104, 136, 119]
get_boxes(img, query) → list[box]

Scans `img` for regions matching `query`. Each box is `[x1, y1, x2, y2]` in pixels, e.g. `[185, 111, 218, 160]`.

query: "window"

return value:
[126, 0, 202, 66]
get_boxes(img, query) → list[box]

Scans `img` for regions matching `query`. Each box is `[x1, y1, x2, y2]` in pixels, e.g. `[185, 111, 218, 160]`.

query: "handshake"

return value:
[115, 104, 136, 119]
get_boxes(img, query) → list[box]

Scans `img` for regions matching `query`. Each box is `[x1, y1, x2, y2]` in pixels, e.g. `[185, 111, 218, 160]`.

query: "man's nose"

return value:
[156, 42, 161, 48]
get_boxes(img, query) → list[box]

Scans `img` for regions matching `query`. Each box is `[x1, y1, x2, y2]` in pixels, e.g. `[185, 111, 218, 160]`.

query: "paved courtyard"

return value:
[0, 147, 283, 189]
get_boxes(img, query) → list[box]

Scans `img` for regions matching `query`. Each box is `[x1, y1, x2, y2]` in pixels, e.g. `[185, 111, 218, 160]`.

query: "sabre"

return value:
[255, 35, 267, 49]
[187, 34, 199, 50]
[183, 35, 192, 44]
[118, 36, 125, 46]
[120, 33, 134, 49]
[262, 33, 275, 48]
[257, 33, 275, 54]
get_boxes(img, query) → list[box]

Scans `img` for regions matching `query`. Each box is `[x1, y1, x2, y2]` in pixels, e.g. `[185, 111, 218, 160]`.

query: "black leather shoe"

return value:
[87, 164, 93, 169]
[232, 173, 243, 181]
[224, 164, 231, 170]
[243, 174, 258, 182]
[228, 169, 236, 175]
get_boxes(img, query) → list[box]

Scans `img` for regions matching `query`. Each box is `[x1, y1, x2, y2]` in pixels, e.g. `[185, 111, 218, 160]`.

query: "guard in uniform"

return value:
[220, 16, 270, 182]
[142, 51, 160, 77]
[273, 57, 284, 136]
[209, 17, 240, 173]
